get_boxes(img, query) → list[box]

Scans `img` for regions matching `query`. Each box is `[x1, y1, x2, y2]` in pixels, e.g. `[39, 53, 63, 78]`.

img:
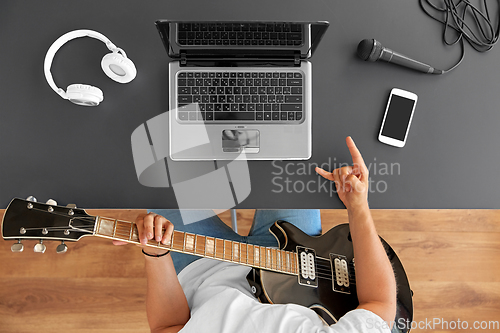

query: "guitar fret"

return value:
[112, 220, 117, 238]
[128, 222, 134, 241]
[254, 246, 260, 267]
[277, 250, 282, 272]
[286, 252, 292, 272]
[267, 248, 272, 270]
[241, 243, 247, 264]
[206, 237, 215, 258]
[195, 235, 205, 255]
[247, 244, 254, 266]
[115, 221, 131, 241]
[96, 218, 114, 237]
[260, 246, 266, 269]
[215, 238, 224, 259]
[193, 234, 197, 254]
[184, 233, 195, 253]
[172, 231, 184, 251]
[223, 240, 232, 261]
[233, 242, 240, 263]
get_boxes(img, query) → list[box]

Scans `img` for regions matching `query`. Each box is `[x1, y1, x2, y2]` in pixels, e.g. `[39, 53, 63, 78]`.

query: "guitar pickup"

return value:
[330, 253, 352, 294]
[296, 246, 318, 288]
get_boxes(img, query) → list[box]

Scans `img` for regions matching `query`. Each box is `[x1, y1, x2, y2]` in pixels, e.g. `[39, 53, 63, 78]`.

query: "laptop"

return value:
[155, 20, 329, 160]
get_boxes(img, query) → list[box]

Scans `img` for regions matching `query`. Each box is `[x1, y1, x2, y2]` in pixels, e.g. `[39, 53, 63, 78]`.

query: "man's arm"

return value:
[316, 137, 396, 324]
[114, 214, 190, 333]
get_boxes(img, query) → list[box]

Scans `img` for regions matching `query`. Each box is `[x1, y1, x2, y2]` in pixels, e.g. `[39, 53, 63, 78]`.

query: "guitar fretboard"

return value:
[94, 217, 298, 276]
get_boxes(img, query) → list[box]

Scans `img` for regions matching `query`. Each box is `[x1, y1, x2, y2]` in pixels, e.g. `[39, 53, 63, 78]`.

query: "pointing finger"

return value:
[346, 137, 368, 176]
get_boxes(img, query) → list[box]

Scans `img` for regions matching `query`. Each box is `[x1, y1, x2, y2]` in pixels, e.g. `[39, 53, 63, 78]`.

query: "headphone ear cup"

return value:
[101, 52, 137, 83]
[66, 84, 104, 106]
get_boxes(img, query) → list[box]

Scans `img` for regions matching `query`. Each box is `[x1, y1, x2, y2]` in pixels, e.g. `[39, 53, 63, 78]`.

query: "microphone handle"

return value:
[380, 47, 443, 74]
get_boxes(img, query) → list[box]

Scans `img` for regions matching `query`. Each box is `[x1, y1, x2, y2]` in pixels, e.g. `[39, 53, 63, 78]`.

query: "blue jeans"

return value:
[148, 209, 322, 274]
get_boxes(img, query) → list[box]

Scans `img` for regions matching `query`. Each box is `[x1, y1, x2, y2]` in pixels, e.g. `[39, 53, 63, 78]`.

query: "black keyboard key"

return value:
[264, 112, 271, 120]
[291, 87, 302, 94]
[178, 112, 188, 121]
[205, 112, 214, 120]
[285, 96, 302, 103]
[288, 112, 295, 120]
[178, 95, 192, 103]
[179, 23, 191, 31]
[287, 32, 302, 40]
[295, 112, 303, 121]
[272, 112, 279, 120]
[214, 112, 255, 120]
[287, 79, 302, 86]
[179, 87, 191, 94]
[281, 104, 302, 111]
[280, 112, 287, 120]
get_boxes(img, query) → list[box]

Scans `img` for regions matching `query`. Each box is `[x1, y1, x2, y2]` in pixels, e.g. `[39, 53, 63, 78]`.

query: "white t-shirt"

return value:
[178, 258, 391, 333]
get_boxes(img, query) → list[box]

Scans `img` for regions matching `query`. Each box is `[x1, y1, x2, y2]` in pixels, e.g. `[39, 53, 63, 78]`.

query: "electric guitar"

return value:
[2, 197, 413, 332]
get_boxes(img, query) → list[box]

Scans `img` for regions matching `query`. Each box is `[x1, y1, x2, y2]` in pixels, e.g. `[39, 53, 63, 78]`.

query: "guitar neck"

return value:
[93, 216, 299, 276]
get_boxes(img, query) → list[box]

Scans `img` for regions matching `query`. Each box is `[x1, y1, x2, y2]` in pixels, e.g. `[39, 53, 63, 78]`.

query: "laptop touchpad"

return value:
[222, 129, 260, 153]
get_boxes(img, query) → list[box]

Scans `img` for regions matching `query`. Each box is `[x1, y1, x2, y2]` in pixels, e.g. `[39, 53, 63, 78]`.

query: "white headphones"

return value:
[44, 29, 137, 106]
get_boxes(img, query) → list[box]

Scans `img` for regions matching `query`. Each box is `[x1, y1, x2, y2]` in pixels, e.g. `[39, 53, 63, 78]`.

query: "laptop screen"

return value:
[156, 20, 329, 61]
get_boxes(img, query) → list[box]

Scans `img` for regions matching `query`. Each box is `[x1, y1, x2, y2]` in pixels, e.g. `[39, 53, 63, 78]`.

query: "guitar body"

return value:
[247, 221, 413, 332]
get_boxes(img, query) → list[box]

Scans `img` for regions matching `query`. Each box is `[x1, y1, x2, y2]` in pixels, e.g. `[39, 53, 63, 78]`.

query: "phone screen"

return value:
[381, 95, 416, 141]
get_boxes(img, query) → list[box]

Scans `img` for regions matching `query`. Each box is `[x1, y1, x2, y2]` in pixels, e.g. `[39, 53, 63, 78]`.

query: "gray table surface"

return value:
[1, 0, 500, 209]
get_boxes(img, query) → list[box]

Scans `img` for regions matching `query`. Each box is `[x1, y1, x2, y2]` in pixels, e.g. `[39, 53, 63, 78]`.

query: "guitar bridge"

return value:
[330, 254, 351, 294]
[296, 246, 318, 288]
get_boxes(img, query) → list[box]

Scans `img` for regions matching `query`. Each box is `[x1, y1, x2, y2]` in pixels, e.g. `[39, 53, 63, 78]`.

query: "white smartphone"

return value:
[378, 88, 418, 148]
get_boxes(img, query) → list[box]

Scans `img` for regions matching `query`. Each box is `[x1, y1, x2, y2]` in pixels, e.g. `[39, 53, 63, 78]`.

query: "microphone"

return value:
[356, 39, 443, 75]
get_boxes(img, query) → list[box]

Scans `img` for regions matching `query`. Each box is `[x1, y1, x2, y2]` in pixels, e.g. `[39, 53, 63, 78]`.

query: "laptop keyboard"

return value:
[177, 23, 303, 46]
[177, 70, 304, 123]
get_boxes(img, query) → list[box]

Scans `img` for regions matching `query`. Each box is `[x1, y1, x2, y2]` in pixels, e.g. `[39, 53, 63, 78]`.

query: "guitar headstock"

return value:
[2, 197, 96, 253]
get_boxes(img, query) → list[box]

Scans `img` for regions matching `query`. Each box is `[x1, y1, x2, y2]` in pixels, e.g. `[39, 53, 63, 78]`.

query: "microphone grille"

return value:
[357, 39, 380, 61]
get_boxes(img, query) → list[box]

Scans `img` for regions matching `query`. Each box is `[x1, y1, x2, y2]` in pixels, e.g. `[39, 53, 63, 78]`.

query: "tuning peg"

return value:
[11, 240, 24, 253]
[34, 240, 46, 253]
[56, 241, 68, 254]
[66, 203, 77, 208]
[46, 199, 57, 206]
[26, 196, 37, 202]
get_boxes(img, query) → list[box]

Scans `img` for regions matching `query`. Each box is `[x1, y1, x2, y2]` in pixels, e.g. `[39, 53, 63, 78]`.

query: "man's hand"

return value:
[114, 213, 189, 333]
[113, 213, 174, 255]
[316, 136, 369, 210]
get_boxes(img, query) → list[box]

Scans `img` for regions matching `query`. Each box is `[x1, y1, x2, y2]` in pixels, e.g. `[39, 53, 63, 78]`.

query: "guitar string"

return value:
[110, 226, 355, 282]
[74, 217, 356, 282]
[29, 210, 357, 283]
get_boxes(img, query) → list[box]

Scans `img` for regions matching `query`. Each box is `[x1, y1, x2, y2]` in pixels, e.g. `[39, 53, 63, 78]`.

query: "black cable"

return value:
[419, 0, 500, 73]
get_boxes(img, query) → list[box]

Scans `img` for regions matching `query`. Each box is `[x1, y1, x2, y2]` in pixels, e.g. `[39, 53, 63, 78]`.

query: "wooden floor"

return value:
[1, 209, 499, 333]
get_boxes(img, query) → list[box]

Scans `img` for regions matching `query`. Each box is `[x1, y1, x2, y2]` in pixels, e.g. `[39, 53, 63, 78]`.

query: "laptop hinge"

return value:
[294, 54, 301, 66]
[180, 52, 187, 66]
